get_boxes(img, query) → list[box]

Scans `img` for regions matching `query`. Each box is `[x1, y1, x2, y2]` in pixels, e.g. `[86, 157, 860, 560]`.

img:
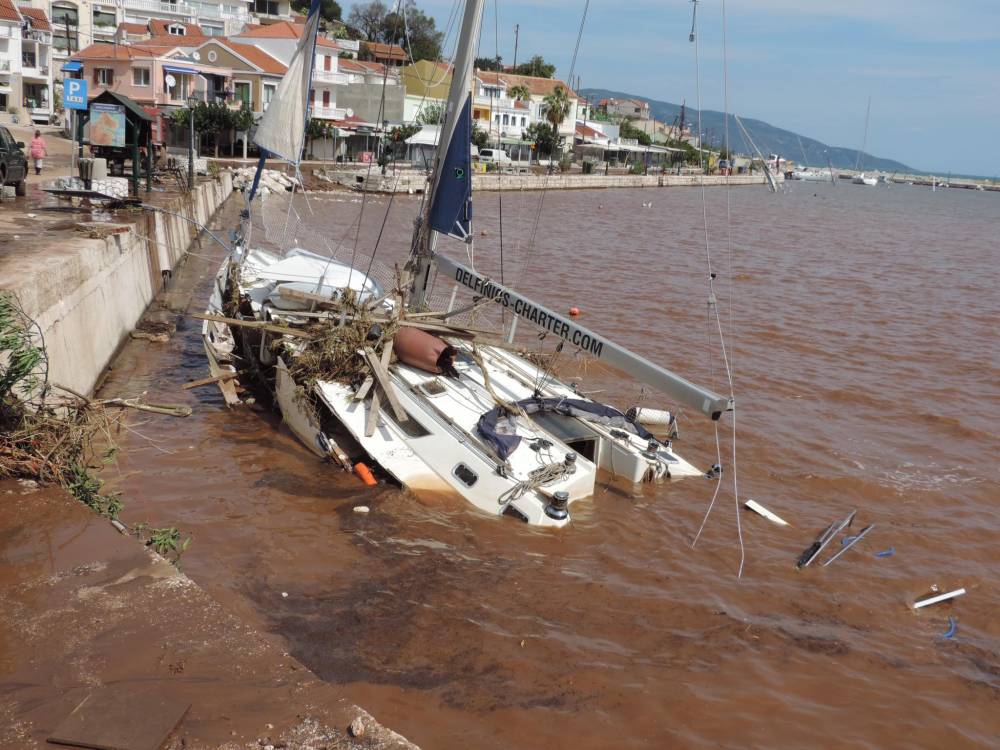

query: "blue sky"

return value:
[406, 0, 1000, 175]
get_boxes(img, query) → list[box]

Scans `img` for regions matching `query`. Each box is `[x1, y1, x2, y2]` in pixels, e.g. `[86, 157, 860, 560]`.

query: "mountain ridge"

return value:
[580, 88, 916, 174]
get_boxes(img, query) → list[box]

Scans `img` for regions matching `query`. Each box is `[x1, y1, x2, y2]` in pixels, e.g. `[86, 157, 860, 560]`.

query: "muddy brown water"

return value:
[98, 182, 999, 749]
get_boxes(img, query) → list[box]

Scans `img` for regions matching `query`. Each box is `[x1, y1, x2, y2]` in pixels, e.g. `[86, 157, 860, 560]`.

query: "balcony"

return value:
[313, 69, 347, 85]
[121, 0, 250, 22]
[311, 105, 347, 121]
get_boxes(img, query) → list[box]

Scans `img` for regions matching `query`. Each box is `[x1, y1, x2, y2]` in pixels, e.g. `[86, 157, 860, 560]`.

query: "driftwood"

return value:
[363, 345, 407, 422]
[193, 313, 315, 339]
[181, 372, 239, 390]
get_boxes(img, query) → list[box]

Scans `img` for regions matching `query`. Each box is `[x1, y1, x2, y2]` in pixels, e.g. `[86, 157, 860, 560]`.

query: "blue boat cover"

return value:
[477, 397, 658, 461]
[428, 95, 473, 241]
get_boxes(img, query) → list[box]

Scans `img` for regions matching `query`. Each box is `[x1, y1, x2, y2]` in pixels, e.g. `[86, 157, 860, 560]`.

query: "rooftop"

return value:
[214, 38, 287, 75]
[20, 7, 51, 32]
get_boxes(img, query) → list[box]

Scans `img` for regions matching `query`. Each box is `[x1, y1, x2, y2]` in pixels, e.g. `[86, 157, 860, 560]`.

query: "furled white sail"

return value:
[252, 0, 321, 163]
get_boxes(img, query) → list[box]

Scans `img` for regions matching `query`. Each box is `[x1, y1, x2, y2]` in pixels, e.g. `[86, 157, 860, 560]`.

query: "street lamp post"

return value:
[186, 95, 197, 189]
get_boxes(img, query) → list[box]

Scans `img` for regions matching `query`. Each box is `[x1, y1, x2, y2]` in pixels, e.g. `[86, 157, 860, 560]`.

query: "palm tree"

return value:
[508, 84, 530, 102]
[542, 85, 571, 169]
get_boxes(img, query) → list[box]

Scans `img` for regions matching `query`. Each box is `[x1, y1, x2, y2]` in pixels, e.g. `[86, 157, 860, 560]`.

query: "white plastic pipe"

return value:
[914, 588, 966, 609]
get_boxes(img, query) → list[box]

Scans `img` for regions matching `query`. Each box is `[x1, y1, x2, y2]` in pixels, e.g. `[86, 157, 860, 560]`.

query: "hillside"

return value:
[580, 88, 915, 173]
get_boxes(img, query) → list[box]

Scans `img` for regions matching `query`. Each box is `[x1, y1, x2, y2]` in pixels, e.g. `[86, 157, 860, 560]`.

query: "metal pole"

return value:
[188, 104, 194, 189]
[512, 24, 519, 69]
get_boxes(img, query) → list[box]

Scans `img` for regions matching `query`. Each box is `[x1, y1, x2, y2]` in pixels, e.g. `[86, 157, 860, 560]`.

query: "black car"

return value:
[0, 126, 28, 197]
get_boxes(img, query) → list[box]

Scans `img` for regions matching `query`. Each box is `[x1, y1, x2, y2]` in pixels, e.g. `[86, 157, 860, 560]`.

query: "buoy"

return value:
[354, 462, 377, 486]
[568, 306, 581, 317]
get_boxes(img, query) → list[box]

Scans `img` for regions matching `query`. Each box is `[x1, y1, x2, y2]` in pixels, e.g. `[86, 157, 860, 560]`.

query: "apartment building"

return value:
[0, 0, 53, 123]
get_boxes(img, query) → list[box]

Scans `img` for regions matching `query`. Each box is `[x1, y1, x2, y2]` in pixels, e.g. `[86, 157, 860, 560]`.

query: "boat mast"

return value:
[854, 96, 871, 172]
[408, 0, 486, 309]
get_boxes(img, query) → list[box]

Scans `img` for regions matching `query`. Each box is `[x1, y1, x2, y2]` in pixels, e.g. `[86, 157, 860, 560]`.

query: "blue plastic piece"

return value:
[941, 617, 957, 639]
[874, 547, 895, 558]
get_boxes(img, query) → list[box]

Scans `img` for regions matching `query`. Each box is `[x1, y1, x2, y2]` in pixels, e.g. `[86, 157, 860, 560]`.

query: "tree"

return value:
[542, 85, 571, 169]
[475, 56, 502, 72]
[620, 117, 652, 146]
[508, 84, 530, 101]
[232, 102, 255, 159]
[471, 122, 488, 150]
[348, 0, 441, 60]
[398, 0, 442, 61]
[524, 121, 555, 158]
[416, 101, 444, 125]
[291, 0, 341, 22]
[347, 0, 387, 40]
[513, 55, 555, 78]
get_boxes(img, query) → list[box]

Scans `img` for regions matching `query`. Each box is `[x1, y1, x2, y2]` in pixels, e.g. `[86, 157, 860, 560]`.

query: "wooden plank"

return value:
[363, 345, 408, 422]
[180, 372, 239, 390]
[203, 338, 241, 407]
[353, 375, 374, 401]
[365, 375, 381, 437]
[193, 313, 314, 339]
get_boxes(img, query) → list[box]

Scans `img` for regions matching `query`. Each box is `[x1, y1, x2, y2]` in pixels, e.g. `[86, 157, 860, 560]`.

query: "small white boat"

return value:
[852, 173, 878, 186]
[790, 168, 834, 182]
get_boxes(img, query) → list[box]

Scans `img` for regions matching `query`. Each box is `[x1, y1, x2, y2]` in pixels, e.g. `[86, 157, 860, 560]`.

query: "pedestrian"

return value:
[29, 130, 47, 176]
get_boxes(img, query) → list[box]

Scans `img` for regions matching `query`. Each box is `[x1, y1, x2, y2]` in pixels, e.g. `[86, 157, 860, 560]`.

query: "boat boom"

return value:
[433, 254, 733, 420]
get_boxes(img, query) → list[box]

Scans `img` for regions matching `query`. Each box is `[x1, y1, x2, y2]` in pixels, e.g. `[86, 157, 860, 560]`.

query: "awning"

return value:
[61, 61, 83, 73]
[163, 65, 197, 75]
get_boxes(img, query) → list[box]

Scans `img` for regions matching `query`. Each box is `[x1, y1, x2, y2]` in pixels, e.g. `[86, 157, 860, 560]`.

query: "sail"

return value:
[427, 95, 473, 241]
[252, 0, 321, 163]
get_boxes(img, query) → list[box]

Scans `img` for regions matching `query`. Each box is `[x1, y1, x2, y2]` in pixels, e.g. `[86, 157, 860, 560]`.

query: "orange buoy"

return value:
[354, 462, 377, 486]
[568, 306, 581, 317]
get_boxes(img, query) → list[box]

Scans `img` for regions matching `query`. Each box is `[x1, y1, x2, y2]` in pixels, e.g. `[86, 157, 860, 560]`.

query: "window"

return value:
[263, 83, 276, 110]
[203, 26, 224, 36]
[322, 90, 330, 107]
[502, 113, 509, 126]
[94, 68, 114, 86]
[51, 4, 79, 52]
[93, 9, 116, 28]
[207, 50, 218, 63]
[133, 68, 150, 86]
[167, 23, 186, 36]
[324, 55, 331, 71]
[253, 0, 279, 15]
[234, 81, 251, 107]
[520, 116, 526, 127]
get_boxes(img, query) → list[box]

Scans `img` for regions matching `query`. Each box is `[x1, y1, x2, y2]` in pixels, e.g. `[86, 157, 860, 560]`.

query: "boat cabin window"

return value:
[383, 407, 431, 438]
[453, 463, 478, 487]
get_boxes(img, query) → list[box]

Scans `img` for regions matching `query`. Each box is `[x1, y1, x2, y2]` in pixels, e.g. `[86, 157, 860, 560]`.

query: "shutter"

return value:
[108, 69, 114, 86]
[93, 69, 99, 84]
[322, 90, 329, 107]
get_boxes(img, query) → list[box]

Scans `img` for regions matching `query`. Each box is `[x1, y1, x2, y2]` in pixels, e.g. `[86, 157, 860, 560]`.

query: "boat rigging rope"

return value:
[498, 461, 574, 508]
[687, 0, 744, 578]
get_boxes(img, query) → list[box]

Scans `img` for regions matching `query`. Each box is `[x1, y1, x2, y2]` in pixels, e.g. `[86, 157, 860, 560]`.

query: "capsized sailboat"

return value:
[202, 0, 732, 527]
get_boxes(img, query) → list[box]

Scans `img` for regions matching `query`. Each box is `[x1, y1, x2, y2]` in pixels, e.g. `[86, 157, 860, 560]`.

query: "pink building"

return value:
[71, 42, 234, 110]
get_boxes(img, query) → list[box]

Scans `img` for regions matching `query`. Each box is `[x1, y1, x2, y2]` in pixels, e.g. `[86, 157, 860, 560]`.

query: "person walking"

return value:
[29, 130, 47, 176]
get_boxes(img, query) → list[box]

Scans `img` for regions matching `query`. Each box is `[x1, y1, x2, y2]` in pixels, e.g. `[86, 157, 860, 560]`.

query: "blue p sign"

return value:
[63, 79, 88, 110]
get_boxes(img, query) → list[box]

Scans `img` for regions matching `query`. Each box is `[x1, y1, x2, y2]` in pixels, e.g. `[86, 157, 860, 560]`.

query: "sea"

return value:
[100, 179, 1000, 749]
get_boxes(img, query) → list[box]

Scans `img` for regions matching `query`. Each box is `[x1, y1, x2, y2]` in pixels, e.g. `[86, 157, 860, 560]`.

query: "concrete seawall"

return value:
[1, 173, 233, 396]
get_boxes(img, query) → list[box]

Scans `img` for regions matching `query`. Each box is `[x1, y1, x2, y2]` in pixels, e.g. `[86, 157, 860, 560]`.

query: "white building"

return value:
[0, 0, 53, 124]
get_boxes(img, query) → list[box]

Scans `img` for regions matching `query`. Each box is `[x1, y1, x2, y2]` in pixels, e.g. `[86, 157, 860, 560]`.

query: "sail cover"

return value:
[427, 95, 473, 241]
[477, 397, 658, 461]
[252, 0, 321, 163]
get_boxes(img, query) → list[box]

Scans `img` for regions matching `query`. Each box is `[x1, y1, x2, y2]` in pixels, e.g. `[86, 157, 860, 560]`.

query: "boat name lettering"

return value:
[453, 268, 604, 357]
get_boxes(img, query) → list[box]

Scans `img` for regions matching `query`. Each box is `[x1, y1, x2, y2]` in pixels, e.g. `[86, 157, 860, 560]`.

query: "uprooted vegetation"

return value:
[0, 292, 123, 518]
[0, 292, 190, 560]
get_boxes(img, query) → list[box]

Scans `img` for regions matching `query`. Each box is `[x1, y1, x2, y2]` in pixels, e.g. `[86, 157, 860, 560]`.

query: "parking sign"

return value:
[63, 79, 88, 111]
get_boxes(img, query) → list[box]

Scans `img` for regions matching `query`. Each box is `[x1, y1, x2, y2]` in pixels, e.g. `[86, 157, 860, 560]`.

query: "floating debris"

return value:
[875, 547, 896, 558]
[914, 588, 966, 609]
[744, 499, 789, 526]
[941, 617, 958, 639]
[823, 524, 874, 566]
[796, 510, 856, 569]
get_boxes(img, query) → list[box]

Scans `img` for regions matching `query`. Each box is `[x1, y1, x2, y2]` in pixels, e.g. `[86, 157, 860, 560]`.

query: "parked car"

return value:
[0, 126, 28, 196]
[478, 148, 512, 165]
